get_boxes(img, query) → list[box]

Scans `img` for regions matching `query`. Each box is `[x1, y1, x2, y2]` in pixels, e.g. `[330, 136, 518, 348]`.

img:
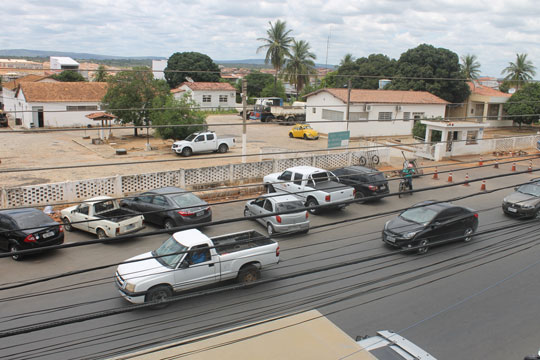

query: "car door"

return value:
[0, 215, 13, 251]
[173, 245, 218, 290]
[130, 194, 155, 223]
[261, 199, 274, 225]
[249, 197, 266, 225]
[292, 126, 301, 137]
[428, 209, 458, 244]
[444, 207, 471, 240]
[71, 204, 90, 232]
[193, 134, 213, 152]
[275, 170, 293, 192]
[150, 195, 171, 225]
[205, 133, 217, 151]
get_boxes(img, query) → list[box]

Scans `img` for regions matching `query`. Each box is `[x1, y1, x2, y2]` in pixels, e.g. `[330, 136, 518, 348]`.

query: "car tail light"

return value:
[178, 210, 194, 216]
[24, 234, 36, 243]
[59, 225, 64, 233]
[305, 212, 309, 219]
[276, 246, 280, 257]
[276, 215, 282, 223]
[116, 228, 120, 235]
[368, 185, 377, 191]
[474, 213, 478, 218]
[353, 189, 356, 197]
[325, 194, 331, 202]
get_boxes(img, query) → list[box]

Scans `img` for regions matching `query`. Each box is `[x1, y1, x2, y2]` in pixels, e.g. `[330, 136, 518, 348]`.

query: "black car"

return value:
[333, 166, 389, 201]
[382, 201, 478, 254]
[0, 208, 64, 261]
[121, 187, 212, 230]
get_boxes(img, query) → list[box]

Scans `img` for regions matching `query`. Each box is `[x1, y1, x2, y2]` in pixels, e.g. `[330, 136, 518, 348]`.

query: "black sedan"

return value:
[382, 201, 478, 254]
[120, 187, 212, 230]
[333, 166, 389, 202]
[0, 208, 64, 261]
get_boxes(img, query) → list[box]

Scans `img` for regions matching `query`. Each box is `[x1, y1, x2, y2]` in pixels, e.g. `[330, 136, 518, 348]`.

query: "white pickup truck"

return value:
[115, 228, 280, 306]
[171, 131, 235, 157]
[61, 196, 145, 239]
[263, 166, 356, 214]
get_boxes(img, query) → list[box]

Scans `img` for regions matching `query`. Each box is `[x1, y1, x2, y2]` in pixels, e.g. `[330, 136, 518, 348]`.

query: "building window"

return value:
[378, 112, 392, 121]
[466, 130, 478, 145]
[66, 105, 98, 111]
[312, 107, 316, 114]
[349, 112, 368, 121]
[219, 95, 228, 103]
[202, 95, 211, 103]
[322, 109, 344, 121]
[403, 112, 411, 121]
[412, 112, 425, 120]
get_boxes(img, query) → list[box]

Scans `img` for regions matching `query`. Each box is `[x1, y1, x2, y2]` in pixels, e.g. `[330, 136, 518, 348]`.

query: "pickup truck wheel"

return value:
[306, 198, 319, 215]
[96, 228, 107, 240]
[145, 286, 172, 308]
[62, 217, 73, 232]
[267, 223, 274, 236]
[218, 144, 228, 153]
[237, 265, 260, 285]
[181, 147, 192, 157]
[10, 244, 22, 261]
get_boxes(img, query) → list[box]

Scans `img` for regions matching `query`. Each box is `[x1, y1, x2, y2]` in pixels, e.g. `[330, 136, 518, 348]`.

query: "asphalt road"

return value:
[1, 162, 540, 360]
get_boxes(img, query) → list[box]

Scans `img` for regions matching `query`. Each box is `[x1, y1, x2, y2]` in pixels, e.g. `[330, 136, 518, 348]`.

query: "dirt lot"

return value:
[0, 115, 333, 187]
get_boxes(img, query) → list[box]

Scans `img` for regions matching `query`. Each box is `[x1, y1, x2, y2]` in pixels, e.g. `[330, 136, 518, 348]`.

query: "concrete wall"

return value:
[306, 91, 446, 137]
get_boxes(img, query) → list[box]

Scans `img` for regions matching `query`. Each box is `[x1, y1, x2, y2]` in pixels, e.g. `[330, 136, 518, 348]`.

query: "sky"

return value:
[1, 0, 539, 78]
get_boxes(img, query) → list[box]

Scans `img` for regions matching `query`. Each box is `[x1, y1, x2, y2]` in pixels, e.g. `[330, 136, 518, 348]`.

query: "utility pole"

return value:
[242, 78, 247, 163]
[346, 79, 351, 131]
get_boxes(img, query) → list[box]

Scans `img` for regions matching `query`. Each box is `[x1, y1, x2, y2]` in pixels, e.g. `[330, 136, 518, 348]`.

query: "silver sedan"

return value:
[244, 194, 310, 236]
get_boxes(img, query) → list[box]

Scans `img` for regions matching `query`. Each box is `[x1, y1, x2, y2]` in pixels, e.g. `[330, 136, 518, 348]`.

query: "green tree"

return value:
[164, 52, 220, 89]
[389, 44, 470, 103]
[502, 53, 536, 90]
[460, 54, 481, 80]
[243, 71, 274, 97]
[93, 65, 109, 82]
[299, 82, 323, 97]
[324, 54, 396, 89]
[257, 19, 293, 96]
[339, 53, 355, 67]
[261, 80, 286, 99]
[503, 82, 540, 128]
[51, 70, 86, 82]
[149, 95, 205, 140]
[283, 39, 316, 96]
[101, 66, 169, 136]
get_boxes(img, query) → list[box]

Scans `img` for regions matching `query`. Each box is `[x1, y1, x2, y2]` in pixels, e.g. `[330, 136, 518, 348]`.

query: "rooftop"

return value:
[18, 82, 108, 102]
[179, 82, 236, 91]
[468, 82, 511, 98]
[306, 88, 449, 104]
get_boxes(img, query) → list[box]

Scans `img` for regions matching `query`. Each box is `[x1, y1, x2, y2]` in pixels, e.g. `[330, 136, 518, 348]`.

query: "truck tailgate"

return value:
[118, 216, 144, 234]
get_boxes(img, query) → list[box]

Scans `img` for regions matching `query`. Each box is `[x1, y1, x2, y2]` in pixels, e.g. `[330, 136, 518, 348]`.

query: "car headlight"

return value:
[124, 282, 136, 293]
[404, 231, 419, 239]
[522, 204, 535, 209]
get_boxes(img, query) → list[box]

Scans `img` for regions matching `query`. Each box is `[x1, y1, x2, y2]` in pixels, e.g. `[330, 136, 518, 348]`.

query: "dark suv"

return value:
[333, 166, 389, 202]
[121, 187, 212, 230]
[0, 208, 64, 261]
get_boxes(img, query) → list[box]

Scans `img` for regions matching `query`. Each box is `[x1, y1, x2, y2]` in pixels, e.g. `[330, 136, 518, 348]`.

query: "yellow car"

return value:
[289, 124, 319, 140]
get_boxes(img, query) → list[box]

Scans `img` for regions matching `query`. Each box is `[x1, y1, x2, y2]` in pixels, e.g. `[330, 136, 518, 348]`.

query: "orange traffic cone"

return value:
[479, 157, 483, 166]
[512, 162, 516, 172]
[432, 167, 439, 180]
[463, 173, 470, 186]
[480, 180, 486, 191]
[494, 159, 499, 169]
[447, 172, 453, 182]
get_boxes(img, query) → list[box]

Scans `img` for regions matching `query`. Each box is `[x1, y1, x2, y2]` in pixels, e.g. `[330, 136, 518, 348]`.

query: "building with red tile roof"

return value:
[172, 82, 237, 110]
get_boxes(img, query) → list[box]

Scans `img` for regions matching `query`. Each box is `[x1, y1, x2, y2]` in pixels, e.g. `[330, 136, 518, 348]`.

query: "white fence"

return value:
[0, 149, 390, 208]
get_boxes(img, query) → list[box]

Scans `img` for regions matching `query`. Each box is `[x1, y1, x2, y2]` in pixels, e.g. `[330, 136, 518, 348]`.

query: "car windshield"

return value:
[400, 206, 438, 225]
[276, 201, 304, 212]
[303, 125, 312, 130]
[184, 134, 197, 141]
[12, 211, 52, 228]
[152, 236, 188, 268]
[517, 184, 540, 197]
[171, 193, 204, 208]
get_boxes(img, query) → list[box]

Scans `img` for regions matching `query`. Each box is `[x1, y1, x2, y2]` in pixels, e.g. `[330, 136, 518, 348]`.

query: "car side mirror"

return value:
[180, 260, 189, 269]
[432, 221, 441, 228]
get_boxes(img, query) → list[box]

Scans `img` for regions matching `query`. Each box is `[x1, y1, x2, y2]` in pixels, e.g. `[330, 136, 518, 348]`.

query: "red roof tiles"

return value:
[179, 82, 236, 91]
[306, 88, 448, 104]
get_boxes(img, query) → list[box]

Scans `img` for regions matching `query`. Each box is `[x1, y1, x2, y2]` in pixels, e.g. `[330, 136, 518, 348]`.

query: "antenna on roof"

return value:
[325, 27, 331, 71]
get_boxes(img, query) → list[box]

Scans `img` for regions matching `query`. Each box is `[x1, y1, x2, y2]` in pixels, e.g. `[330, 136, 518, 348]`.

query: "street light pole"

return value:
[242, 78, 247, 163]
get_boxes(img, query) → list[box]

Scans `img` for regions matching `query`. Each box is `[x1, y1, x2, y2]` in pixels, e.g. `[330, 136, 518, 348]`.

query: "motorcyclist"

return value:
[402, 162, 416, 191]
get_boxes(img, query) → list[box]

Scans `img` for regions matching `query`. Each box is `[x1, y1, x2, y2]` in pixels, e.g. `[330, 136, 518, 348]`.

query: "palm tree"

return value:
[257, 20, 293, 96]
[339, 53, 355, 67]
[502, 53, 536, 90]
[284, 40, 317, 97]
[460, 54, 481, 80]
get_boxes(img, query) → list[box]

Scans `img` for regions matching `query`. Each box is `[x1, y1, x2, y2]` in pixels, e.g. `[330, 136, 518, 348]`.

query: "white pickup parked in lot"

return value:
[115, 228, 280, 306]
[171, 131, 235, 157]
[263, 166, 356, 214]
[61, 196, 145, 239]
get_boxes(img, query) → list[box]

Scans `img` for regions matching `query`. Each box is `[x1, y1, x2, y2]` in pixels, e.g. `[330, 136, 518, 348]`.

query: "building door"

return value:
[32, 106, 44, 128]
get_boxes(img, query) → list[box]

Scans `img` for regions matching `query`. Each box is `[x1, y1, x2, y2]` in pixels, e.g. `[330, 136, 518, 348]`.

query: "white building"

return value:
[152, 60, 167, 80]
[305, 88, 448, 137]
[8, 82, 107, 128]
[171, 82, 237, 110]
[50, 56, 80, 71]
[1, 75, 58, 117]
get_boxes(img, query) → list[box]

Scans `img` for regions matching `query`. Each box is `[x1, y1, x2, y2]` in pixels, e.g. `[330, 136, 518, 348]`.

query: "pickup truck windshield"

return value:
[184, 134, 197, 141]
[152, 236, 188, 268]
